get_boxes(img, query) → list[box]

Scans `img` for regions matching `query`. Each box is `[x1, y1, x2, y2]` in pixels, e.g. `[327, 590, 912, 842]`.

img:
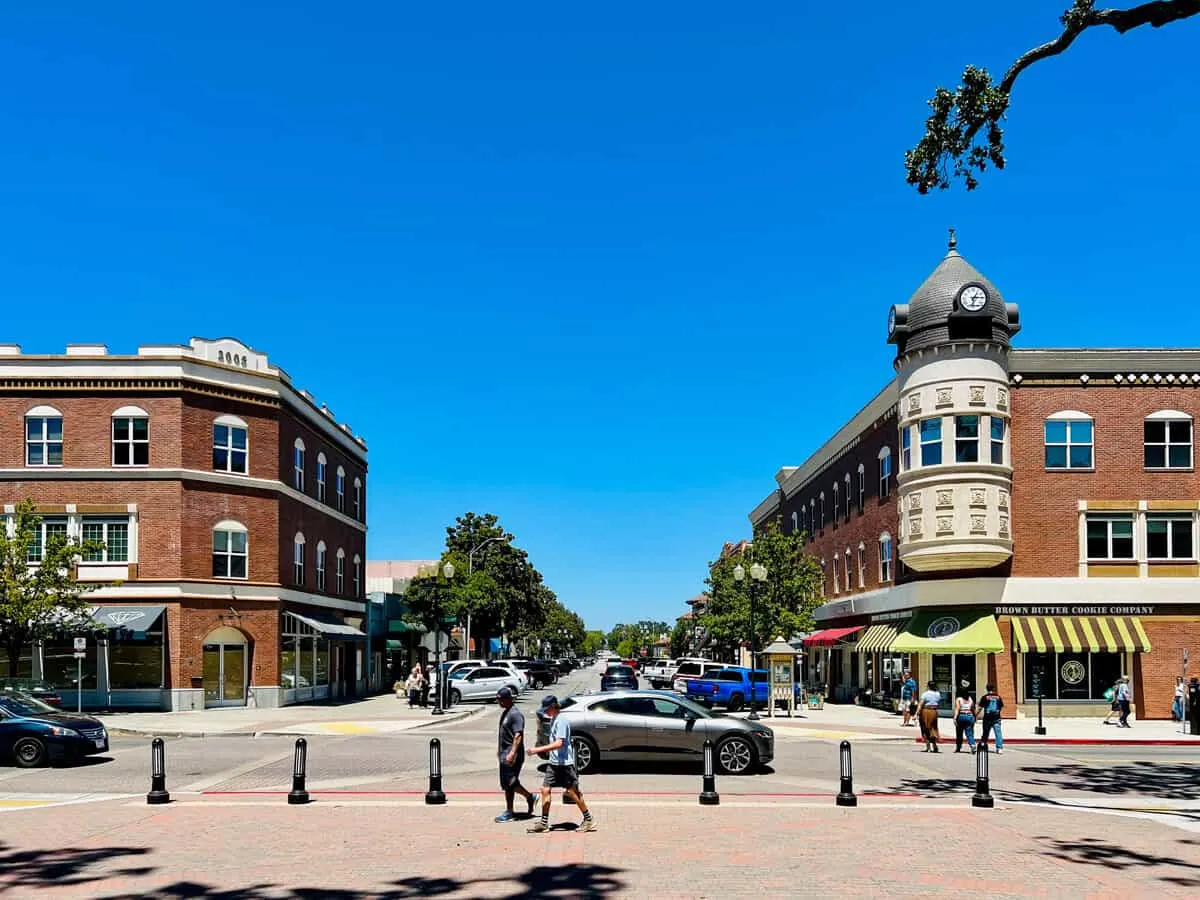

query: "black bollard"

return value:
[288, 737, 310, 805]
[146, 737, 170, 805]
[425, 737, 446, 805]
[836, 740, 857, 807]
[971, 744, 994, 808]
[699, 739, 720, 806]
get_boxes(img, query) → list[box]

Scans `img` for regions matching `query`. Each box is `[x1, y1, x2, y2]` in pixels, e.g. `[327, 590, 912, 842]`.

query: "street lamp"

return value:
[465, 536, 507, 659]
[733, 561, 768, 721]
[433, 561, 455, 716]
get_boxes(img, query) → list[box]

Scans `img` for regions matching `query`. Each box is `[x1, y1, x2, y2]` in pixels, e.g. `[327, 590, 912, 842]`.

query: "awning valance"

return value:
[388, 620, 421, 634]
[803, 626, 865, 648]
[385, 639, 402, 650]
[891, 611, 1004, 654]
[857, 623, 901, 654]
[90, 605, 166, 631]
[287, 610, 367, 641]
[1010, 616, 1151, 654]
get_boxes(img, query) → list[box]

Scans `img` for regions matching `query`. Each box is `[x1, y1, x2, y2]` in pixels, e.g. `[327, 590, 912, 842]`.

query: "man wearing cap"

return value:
[495, 686, 536, 823]
[525, 695, 596, 833]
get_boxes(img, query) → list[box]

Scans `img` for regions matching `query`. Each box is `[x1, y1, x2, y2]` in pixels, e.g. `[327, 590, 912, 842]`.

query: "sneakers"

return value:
[996, 748, 1003, 755]
[527, 820, 550, 833]
[578, 818, 597, 833]
[495, 811, 517, 823]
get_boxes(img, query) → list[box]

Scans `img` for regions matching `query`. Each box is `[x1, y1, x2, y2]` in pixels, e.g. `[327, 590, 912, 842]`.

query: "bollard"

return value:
[146, 737, 170, 805]
[425, 737, 446, 805]
[971, 743, 994, 808]
[699, 739, 720, 806]
[288, 737, 310, 805]
[836, 740, 857, 807]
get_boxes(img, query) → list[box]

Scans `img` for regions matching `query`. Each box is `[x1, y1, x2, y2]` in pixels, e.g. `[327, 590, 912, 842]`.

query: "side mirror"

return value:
[683, 710, 697, 721]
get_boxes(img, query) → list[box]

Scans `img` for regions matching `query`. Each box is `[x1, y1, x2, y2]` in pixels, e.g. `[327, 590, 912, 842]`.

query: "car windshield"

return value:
[605, 666, 634, 677]
[0, 692, 57, 716]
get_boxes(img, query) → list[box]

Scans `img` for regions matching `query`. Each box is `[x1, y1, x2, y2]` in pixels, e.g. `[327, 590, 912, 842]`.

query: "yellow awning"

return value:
[856, 623, 901, 654]
[1010, 616, 1151, 654]
[891, 611, 1004, 654]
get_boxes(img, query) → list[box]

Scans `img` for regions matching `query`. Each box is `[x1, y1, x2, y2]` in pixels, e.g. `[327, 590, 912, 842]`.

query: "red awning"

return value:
[803, 626, 865, 648]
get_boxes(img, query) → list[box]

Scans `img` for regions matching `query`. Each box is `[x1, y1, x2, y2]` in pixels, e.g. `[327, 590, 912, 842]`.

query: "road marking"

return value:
[129, 798, 968, 810]
[0, 792, 135, 812]
[176, 746, 300, 792]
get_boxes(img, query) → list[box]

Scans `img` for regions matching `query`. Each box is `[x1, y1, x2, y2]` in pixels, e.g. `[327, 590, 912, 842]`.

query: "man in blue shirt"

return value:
[901, 670, 918, 727]
[525, 695, 596, 833]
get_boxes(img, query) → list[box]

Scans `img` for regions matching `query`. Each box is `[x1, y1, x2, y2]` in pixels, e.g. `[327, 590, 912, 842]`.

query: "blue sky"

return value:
[2, 4, 1198, 630]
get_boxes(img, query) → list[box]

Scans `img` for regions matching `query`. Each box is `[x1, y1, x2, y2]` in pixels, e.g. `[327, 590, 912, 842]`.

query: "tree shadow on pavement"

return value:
[0, 842, 154, 889]
[1036, 836, 1200, 887]
[1017, 762, 1200, 801]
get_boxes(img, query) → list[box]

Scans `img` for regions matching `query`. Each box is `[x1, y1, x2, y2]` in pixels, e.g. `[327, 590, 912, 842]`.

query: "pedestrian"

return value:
[917, 680, 942, 753]
[977, 683, 1004, 754]
[494, 687, 536, 823]
[1173, 676, 1186, 722]
[1101, 680, 1120, 725]
[900, 670, 918, 727]
[525, 695, 597, 833]
[953, 681, 976, 754]
[405, 665, 424, 709]
[1116, 675, 1133, 728]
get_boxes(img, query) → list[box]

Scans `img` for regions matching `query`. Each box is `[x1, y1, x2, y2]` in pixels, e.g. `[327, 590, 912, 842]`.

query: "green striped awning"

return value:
[856, 623, 901, 654]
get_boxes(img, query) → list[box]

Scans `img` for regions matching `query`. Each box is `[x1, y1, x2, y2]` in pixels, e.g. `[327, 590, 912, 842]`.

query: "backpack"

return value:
[982, 694, 1003, 717]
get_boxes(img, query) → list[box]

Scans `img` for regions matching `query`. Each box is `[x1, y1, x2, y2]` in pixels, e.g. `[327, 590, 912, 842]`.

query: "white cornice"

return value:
[0, 467, 367, 533]
[87, 579, 366, 613]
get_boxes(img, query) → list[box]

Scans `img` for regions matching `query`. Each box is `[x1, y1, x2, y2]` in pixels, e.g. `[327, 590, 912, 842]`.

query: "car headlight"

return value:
[48, 726, 81, 738]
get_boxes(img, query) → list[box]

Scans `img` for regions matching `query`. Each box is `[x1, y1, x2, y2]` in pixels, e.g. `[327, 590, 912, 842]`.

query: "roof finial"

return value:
[948, 227, 957, 251]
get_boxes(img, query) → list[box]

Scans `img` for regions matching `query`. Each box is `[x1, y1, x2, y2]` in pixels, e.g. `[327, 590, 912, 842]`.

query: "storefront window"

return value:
[109, 629, 165, 689]
[0, 644, 34, 682]
[41, 639, 98, 689]
[315, 639, 329, 685]
[1025, 651, 1123, 701]
[281, 635, 298, 689]
[299, 639, 314, 689]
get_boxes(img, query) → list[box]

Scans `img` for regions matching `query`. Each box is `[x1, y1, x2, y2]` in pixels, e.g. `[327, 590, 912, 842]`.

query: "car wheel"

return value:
[716, 736, 756, 775]
[450, 689, 462, 705]
[573, 735, 599, 774]
[13, 736, 47, 768]
[532, 678, 543, 690]
[728, 693, 745, 712]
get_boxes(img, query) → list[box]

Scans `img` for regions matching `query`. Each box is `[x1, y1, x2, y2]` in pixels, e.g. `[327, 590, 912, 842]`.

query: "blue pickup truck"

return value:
[686, 667, 774, 712]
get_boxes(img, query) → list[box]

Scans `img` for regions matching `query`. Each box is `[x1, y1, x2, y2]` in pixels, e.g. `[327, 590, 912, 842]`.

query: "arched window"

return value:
[352, 553, 362, 598]
[879, 532, 894, 583]
[857, 464, 866, 514]
[1145, 410, 1193, 470]
[831, 555, 840, 594]
[336, 548, 345, 593]
[293, 532, 306, 585]
[316, 452, 328, 503]
[819, 492, 826, 529]
[857, 541, 866, 588]
[336, 466, 346, 512]
[293, 438, 306, 492]
[844, 474, 852, 520]
[809, 499, 816, 537]
[353, 477, 363, 521]
[832, 483, 840, 522]
[791, 511, 799, 534]
[213, 520, 248, 579]
[844, 548, 852, 592]
[213, 414, 249, 475]
[878, 447, 892, 499]
[26, 405, 63, 467]
[316, 540, 327, 591]
[112, 405, 150, 467]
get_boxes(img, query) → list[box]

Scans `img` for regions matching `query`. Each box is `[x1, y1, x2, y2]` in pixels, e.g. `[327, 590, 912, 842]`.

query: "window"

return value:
[857, 464, 866, 514]
[353, 554, 362, 597]
[879, 533, 893, 582]
[336, 467, 346, 512]
[25, 407, 63, 467]
[1044, 413, 1093, 469]
[112, 407, 149, 466]
[81, 519, 129, 563]
[844, 475, 852, 520]
[791, 511, 799, 534]
[1144, 412, 1193, 470]
[1148, 514, 1194, 560]
[879, 448, 892, 498]
[832, 484, 839, 522]
[955, 415, 979, 463]
[353, 477, 363, 520]
[809, 500, 816, 536]
[819, 493, 826, 529]
[27, 517, 68, 563]
[317, 453, 327, 503]
[1085, 514, 1134, 561]
[831, 556, 839, 594]
[294, 533, 306, 585]
[316, 541, 327, 591]
[108, 626, 164, 690]
[901, 426, 912, 470]
[336, 548, 345, 593]
[212, 521, 248, 578]
[857, 543, 866, 588]
[293, 439, 306, 491]
[213, 416, 249, 474]
[844, 550, 851, 592]
[990, 417, 1006, 465]
[1023, 651, 1123, 701]
[919, 418, 943, 466]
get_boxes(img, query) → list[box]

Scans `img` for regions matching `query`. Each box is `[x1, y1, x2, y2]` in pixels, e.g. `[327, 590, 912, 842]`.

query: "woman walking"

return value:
[918, 681, 942, 753]
[953, 682, 977, 754]
[405, 664, 425, 709]
[1173, 676, 1186, 722]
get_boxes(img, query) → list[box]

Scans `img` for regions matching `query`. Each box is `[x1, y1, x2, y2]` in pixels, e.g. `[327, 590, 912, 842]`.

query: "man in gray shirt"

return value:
[495, 686, 536, 823]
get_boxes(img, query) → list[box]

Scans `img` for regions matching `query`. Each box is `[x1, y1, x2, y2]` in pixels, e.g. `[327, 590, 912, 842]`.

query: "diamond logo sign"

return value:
[107, 610, 149, 627]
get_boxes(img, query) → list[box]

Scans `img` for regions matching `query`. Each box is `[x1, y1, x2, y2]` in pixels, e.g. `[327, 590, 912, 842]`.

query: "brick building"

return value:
[0, 337, 368, 711]
[749, 236, 1197, 720]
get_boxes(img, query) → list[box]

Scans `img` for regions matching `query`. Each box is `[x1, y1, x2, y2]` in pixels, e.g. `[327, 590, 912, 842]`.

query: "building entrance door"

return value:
[930, 654, 978, 718]
[202, 627, 249, 708]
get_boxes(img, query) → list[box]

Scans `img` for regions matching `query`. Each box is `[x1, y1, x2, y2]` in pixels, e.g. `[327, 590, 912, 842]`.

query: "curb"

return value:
[914, 736, 1198, 747]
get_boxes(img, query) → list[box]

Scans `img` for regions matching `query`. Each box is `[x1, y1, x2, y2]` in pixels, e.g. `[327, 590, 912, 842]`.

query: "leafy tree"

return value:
[606, 620, 669, 658]
[906, 0, 1200, 193]
[1, 500, 104, 677]
[615, 638, 635, 659]
[581, 630, 605, 656]
[669, 618, 692, 658]
[701, 517, 823, 656]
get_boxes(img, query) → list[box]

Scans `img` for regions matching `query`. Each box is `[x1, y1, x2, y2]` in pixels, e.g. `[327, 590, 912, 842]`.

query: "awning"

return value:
[287, 610, 367, 641]
[891, 611, 1004, 654]
[1010, 616, 1151, 654]
[388, 620, 421, 634]
[385, 639, 402, 650]
[90, 605, 166, 631]
[857, 623, 901, 654]
[803, 626, 865, 648]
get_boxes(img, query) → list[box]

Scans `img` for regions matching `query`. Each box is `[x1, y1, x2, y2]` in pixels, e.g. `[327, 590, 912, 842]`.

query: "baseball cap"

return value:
[540, 695, 560, 712]
[496, 686, 515, 701]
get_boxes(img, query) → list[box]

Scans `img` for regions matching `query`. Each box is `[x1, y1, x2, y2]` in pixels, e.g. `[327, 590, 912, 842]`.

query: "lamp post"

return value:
[465, 536, 506, 660]
[433, 561, 455, 716]
[733, 562, 768, 721]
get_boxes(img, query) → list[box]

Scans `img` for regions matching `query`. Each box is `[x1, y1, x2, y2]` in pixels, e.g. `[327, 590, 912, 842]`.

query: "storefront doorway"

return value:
[931, 653, 977, 717]
[202, 627, 248, 708]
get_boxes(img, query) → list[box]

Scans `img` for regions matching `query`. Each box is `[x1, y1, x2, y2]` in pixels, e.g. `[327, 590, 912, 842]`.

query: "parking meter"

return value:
[1188, 678, 1200, 735]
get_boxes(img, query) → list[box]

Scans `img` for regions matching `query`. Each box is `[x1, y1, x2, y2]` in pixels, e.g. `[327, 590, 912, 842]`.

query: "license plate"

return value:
[94, 739, 105, 748]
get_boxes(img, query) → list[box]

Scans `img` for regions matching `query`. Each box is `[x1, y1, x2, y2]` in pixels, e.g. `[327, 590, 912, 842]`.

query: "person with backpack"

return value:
[953, 681, 977, 753]
[977, 683, 1004, 754]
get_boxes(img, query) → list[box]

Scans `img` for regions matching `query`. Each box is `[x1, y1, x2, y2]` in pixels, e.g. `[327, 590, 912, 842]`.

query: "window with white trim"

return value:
[336, 467, 346, 512]
[1044, 413, 1094, 469]
[1085, 514, 1134, 561]
[955, 415, 980, 463]
[213, 416, 248, 474]
[791, 511, 798, 534]
[1144, 411, 1193, 470]
[809, 500, 816, 537]
[27, 516, 68, 562]
[353, 554, 362, 597]
[316, 453, 327, 503]
[857, 543, 865, 588]
[878, 447, 892, 498]
[336, 548, 345, 593]
[844, 549, 851, 592]
[25, 407, 64, 467]
[831, 555, 840, 594]
[81, 518, 129, 563]
[353, 477, 363, 520]
[1147, 513, 1195, 561]
[819, 493, 826, 529]
[293, 439, 306, 492]
[901, 425, 912, 470]
[112, 406, 149, 467]
[990, 417, 1006, 465]
[857, 464, 865, 514]
[919, 418, 942, 466]
[316, 541, 327, 591]
[879, 533, 893, 582]
[294, 533, 306, 585]
[844, 475, 852, 520]
[212, 521, 248, 579]
[832, 484, 839, 522]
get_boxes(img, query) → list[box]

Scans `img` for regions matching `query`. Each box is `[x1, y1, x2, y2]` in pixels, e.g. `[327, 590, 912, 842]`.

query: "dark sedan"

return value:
[0, 691, 109, 767]
[600, 664, 638, 691]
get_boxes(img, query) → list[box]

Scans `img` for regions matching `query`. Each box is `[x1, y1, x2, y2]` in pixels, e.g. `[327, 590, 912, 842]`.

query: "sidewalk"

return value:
[96, 692, 484, 737]
[740, 701, 1200, 744]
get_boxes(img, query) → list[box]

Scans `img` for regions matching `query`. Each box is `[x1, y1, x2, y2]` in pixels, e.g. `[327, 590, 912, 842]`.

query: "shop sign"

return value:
[996, 605, 1155, 616]
[871, 610, 914, 623]
[926, 616, 962, 639]
[1060, 660, 1086, 685]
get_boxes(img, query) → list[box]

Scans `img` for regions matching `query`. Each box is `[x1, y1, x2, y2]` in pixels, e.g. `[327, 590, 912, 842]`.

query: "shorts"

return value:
[499, 759, 524, 790]
[542, 764, 579, 790]
[906, 701, 918, 714]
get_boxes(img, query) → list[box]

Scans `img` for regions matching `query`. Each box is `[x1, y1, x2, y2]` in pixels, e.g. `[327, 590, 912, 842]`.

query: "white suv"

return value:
[486, 660, 529, 692]
[672, 660, 724, 693]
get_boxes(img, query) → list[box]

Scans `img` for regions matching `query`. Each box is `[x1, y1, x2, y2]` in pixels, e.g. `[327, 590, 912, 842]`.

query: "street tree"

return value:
[669, 617, 691, 658]
[1, 500, 104, 677]
[581, 630, 605, 657]
[606, 620, 669, 658]
[906, 0, 1200, 193]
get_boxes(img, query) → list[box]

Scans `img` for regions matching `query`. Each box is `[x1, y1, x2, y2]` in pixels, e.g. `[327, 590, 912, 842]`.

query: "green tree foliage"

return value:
[606, 620, 670, 658]
[906, 0, 1200, 193]
[669, 617, 692, 658]
[701, 517, 823, 654]
[1, 500, 104, 677]
[581, 630, 606, 656]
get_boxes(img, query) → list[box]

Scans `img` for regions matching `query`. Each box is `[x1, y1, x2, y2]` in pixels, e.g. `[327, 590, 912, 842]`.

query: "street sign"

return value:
[74, 637, 87, 651]
[74, 651, 85, 659]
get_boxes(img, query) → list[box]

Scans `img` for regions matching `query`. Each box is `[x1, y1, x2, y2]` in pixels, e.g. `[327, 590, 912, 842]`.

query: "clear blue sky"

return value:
[2, 4, 1198, 631]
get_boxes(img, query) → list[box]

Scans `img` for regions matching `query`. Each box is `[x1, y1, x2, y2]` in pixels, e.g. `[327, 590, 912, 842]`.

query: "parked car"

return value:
[553, 658, 575, 675]
[600, 664, 638, 691]
[0, 690, 109, 767]
[621, 658, 640, 672]
[0, 680, 64, 709]
[485, 660, 529, 692]
[535, 690, 773, 775]
[672, 660, 725, 694]
[446, 667, 523, 705]
[685, 667, 800, 712]
[516, 660, 557, 690]
[428, 659, 486, 692]
[645, 658, 709, 689]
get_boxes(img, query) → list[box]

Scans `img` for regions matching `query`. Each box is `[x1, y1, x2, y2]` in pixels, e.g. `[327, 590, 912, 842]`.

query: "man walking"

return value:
[525, 695, 596, 833]
[900, 670, 918, 727]
[977, 683, 1005, 754]
[1116, 676, 1133, 728]
[494, 686, 536, 823]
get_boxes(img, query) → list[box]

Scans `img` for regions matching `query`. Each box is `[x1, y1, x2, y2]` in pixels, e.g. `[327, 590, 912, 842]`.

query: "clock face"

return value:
[887, 306, 897, 335]
[959, 285, 988, 312]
